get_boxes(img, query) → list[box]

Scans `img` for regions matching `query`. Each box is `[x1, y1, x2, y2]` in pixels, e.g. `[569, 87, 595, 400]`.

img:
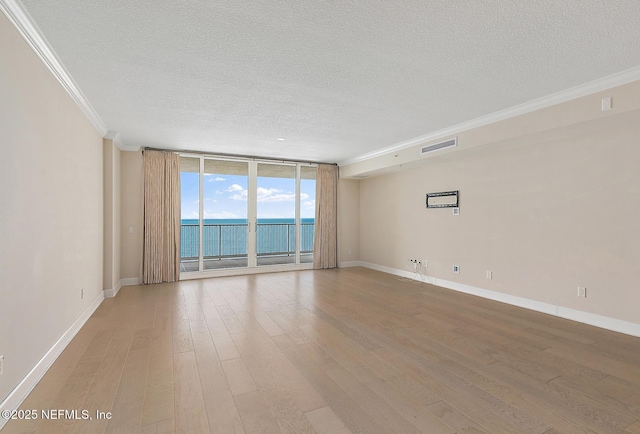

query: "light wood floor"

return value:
[4, 267, 640, 433]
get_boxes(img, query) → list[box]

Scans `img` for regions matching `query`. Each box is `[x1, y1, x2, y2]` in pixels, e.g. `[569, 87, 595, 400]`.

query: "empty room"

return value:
[1, 1, 640, 433]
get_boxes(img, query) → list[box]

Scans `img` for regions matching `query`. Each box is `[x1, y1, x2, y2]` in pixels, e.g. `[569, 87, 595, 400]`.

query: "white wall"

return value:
[103, 138, 121, 291]
[0, 13, 103, 405]
[338, 178, 360, 264]
[351, 84, 640, 326]
[120, 149, 143, 281]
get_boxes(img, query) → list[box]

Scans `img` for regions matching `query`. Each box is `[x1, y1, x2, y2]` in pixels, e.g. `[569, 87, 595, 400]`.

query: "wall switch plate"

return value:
[486, 271, 492, 279]
[453, 207, 460, 215]
[453, 265, 460, 273]
[81, 289, 84, 299]
[128, 226, 134, 234]
[0, 355, 4, 375]
[602, 97, 612, 111]
[422, 259, 428, 268]
[578, 287, 587, 297]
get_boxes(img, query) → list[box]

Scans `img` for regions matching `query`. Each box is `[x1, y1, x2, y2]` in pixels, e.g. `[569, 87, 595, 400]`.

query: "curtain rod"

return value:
[143, 147, 336, 166]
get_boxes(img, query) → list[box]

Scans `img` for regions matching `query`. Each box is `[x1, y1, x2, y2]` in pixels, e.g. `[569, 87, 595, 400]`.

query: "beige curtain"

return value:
[143, 150, 180, 284]
[313, 164, 338, 269]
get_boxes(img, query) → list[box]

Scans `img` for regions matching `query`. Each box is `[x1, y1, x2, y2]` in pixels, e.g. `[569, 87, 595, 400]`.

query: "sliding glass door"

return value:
[180, 156, 316, 275]
[202, 159, 249, 270]
[256, 163, 297, 266]
[180, 157, 200, 273]
[300, 166, 317, 264]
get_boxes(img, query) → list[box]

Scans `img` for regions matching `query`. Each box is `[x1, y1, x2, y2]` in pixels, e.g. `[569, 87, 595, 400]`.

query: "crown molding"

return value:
[105, 131, 140, 152]
[339, 66, 640, 167]
[0, 0, 108, 136]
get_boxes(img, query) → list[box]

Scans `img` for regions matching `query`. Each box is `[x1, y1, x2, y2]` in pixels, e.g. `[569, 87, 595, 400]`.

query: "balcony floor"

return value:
[181, 253, 313, 273]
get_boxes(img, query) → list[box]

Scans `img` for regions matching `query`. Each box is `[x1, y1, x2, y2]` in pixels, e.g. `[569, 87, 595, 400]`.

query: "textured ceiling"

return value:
[18, 0, 640, 163]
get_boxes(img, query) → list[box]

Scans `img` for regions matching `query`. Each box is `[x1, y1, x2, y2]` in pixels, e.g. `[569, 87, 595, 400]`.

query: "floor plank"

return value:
[234, 390, 281, 434]
[173, 351, 210, 433]
[305, 406, 351, 434]
[221, 358, 258, 396]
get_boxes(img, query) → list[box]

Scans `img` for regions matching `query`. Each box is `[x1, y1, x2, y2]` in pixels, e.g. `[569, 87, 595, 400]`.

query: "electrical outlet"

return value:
[422, 259, 428, 268]
[453, 265, 460, 273]
[0, 355, 4, 375]
[578, 287, 587, 298]
[486, 271, 492, 279]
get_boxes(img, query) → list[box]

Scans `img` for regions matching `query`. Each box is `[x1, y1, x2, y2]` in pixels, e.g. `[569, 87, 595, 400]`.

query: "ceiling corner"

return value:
[0, 0, 108, 136]
[105, 131, 139, 152]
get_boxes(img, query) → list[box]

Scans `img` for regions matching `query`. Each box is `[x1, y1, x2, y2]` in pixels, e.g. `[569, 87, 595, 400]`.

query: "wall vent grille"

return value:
[421, 137, 457, 154]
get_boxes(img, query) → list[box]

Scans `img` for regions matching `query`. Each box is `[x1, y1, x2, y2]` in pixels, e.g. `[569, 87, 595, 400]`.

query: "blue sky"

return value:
[181, 173, 315, 220]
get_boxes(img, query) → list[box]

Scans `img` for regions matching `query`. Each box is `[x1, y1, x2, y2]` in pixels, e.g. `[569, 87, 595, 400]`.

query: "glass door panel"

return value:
[256, 163, 296, 266]
[180, 157, 201, 273]
[300, 166, 317, 264]
[202, 159, 249, 270]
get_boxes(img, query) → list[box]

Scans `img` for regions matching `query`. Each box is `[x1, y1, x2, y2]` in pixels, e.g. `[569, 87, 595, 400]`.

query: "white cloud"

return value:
[259, 193, 295, 202]
[207, 176, 226, 182]
[231, 193, 248, 201]
[180, 210, 200, 219]
[204, 210, 240, 219]
[303, 199, 315, 209]
[257, 187, 282, 202]
[257, 188, 306, 203]
[228, 186, 308, 203]
[192, 198, 219, 204]
[230, 190, 248, 201]
[227, 184, 247, 200]
[258, 186, 281, 195]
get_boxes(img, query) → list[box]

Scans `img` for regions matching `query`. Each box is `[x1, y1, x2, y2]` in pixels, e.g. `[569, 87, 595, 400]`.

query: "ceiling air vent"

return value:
[420, 137, 457, 155]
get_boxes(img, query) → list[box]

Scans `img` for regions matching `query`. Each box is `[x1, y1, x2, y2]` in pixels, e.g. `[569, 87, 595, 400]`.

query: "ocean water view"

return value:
[180, 218, 315, 259]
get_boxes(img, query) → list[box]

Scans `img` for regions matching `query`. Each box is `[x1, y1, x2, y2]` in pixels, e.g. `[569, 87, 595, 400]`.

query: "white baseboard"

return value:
[339, 261, 364, 268]
[357, 261, 640, 338]
[0, 291, 104, 430]
[104, 277, 140, 298]
[103, 282, 121, 298]
[555, 306, 640, 337]
[119, 277, 140, 286]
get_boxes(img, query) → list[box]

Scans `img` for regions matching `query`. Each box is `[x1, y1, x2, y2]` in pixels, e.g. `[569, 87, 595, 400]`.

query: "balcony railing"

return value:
[180, 222, 314, 260]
